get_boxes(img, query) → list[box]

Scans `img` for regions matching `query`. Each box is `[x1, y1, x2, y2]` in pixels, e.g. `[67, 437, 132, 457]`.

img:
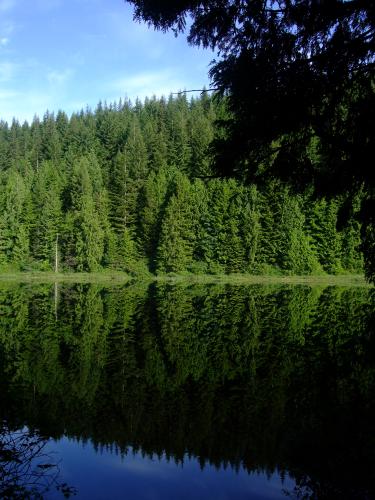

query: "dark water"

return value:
[0, 282, 374, 499]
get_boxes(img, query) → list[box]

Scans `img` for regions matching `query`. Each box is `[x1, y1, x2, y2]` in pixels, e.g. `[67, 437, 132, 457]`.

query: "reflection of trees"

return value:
[0, 282, 374, 498]
[0, 424, 76, 499]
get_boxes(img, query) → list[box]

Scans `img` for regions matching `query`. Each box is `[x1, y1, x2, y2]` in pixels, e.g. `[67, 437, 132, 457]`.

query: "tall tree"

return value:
[157, 173, 197, 273]
[125, 0, 375, 281]
[31, 160, 63, 268]
[64, 156, 104, 271]
[0, 169, 32, 266]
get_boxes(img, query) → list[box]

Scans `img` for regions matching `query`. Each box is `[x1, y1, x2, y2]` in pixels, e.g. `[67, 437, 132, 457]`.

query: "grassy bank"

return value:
[0, 271, 369, 286]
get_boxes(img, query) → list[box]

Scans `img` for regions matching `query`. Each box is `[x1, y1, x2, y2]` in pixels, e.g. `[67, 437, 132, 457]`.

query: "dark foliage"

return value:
[126, 0, 375, 281]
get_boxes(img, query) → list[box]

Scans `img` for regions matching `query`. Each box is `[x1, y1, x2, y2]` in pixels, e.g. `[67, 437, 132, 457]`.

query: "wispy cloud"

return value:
[104, 7, 167, 61]
[47, 68, 73, 85]
[35, 0, 62, 12]
[110, 69, 187, 101]
[0, 36, 9, 46]
[0, 0, 15, 12]
[0, 87, 58, 123]
[0, 88, 18, 100]
[0, 61, 17, 82]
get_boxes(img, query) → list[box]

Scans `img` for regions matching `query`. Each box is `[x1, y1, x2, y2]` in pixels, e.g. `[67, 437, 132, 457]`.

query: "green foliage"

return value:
[0, 169, 32, 266]
[0, 95, 364, 275]
[125, 0, 374, 283]
[307, 198, 343, 274]
[157, 173, 197, 273]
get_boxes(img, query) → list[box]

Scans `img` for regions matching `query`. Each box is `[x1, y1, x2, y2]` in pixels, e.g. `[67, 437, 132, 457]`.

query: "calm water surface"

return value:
[0, 282, 374, 499]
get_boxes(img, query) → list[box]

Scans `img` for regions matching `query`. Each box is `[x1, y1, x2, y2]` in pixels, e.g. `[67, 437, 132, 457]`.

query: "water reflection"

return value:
[0, 282, 374, 498]
[0, 424, 76, 498]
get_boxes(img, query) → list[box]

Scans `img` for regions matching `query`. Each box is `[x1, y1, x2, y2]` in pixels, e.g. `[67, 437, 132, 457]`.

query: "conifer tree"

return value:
[0, 169, 32, 266]
[277, 194, 319, 274]
[65, 157, 104, 271]
[188, 98, 214, 177]
[139, 167, 170, 270]
[307, 199, 342, 273]
[31, 160, 63, 268]
[166, 94, 191, 172]
[157, 173, 196, 273]
[41, 112, 62, 162]
[239, 185, 261, 272]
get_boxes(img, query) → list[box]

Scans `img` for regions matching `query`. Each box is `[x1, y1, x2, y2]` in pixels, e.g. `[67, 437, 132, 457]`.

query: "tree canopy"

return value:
[126, 0, 375, 280]
[0, 96, 363, 276]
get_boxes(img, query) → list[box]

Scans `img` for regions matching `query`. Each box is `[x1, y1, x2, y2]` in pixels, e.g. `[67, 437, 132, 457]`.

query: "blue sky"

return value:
[0, 0, 215, 124]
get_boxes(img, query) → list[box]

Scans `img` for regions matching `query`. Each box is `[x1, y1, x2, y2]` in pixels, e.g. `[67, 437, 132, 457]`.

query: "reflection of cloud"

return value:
[119, 454, 177, 480]
[111, 70, 187, 101]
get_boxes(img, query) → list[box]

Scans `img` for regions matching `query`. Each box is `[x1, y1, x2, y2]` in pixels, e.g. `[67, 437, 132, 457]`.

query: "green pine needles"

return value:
[0, 95, 364, 276]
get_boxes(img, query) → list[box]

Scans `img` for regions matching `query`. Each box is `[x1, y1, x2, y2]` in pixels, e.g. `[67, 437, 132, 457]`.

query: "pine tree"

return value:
[166, 94, 191, 172]
[277, 194, 319, 274]
[138, 167, 170, 270]
[157, 173, 196, 273]
[205, 179, 245, 273]
[307, 198, 342, 273]
[188, 98, 214, 177]
[239, 185, 261, 272]
[64, 157, 104, 271]
[31, 160, 63, 269]
[41, 111, 62, 161]
[0, 169, 32, 266]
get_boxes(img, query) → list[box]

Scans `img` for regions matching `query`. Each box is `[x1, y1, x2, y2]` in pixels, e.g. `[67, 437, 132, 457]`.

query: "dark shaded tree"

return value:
[125, 0, 375, 280]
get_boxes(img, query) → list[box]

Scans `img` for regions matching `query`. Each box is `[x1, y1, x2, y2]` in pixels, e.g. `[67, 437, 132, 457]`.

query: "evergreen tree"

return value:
[64, 157, 104, 271]
[157, 173, 196, 273]
[188, 98, 214, 177]
[166, 94, 191, 172]
[239, 185, 261, 272]
[0, 169, 32, 266]
[31, 160, 63, 268]
[41, 111, 62, 162]
[139, 167, 170, 270]
[307, 198, 342, 273]
[277, 194, 319, 274]
[0, 93, 365, 276]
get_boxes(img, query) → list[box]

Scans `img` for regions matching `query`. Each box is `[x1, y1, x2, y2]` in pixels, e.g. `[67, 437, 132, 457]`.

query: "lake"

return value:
[0, 282, 374, 499]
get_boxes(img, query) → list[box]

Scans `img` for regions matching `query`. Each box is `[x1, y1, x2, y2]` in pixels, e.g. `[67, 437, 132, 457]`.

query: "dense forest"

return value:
[0, 94, 364, 275]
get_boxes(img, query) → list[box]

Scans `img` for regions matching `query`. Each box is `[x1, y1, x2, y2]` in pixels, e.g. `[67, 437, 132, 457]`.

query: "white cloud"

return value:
[0, 88, 17, 99]
[47, 68, 73, 85]
[104, 7, 166, 60]
[0, 88, 56, 123]
[0, 0, 15, 12]
[35, 0, 62, 11]
[110, 69, 187, 101]
[0, 61, 17, 82]
[2, 21, 15, 36]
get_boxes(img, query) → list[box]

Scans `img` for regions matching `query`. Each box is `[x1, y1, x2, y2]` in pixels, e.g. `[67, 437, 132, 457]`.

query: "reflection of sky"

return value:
[44, 437, 295, 500]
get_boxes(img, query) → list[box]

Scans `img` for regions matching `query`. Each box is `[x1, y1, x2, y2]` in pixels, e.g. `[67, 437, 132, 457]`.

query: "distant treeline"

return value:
[0, 94, 363, 274]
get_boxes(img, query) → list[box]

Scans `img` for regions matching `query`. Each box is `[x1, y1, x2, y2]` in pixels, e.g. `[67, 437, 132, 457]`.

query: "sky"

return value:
[0, 0, 215, 124]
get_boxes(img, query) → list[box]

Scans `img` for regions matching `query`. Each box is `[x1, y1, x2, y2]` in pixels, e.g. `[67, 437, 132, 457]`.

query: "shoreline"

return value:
[0, 272, 369, 286]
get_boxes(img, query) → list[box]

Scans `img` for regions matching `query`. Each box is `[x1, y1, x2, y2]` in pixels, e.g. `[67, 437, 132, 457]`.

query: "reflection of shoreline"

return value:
[29, 436, 304, 500]
[0, 283, 374, 499]
[0, 424, 76, 498]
